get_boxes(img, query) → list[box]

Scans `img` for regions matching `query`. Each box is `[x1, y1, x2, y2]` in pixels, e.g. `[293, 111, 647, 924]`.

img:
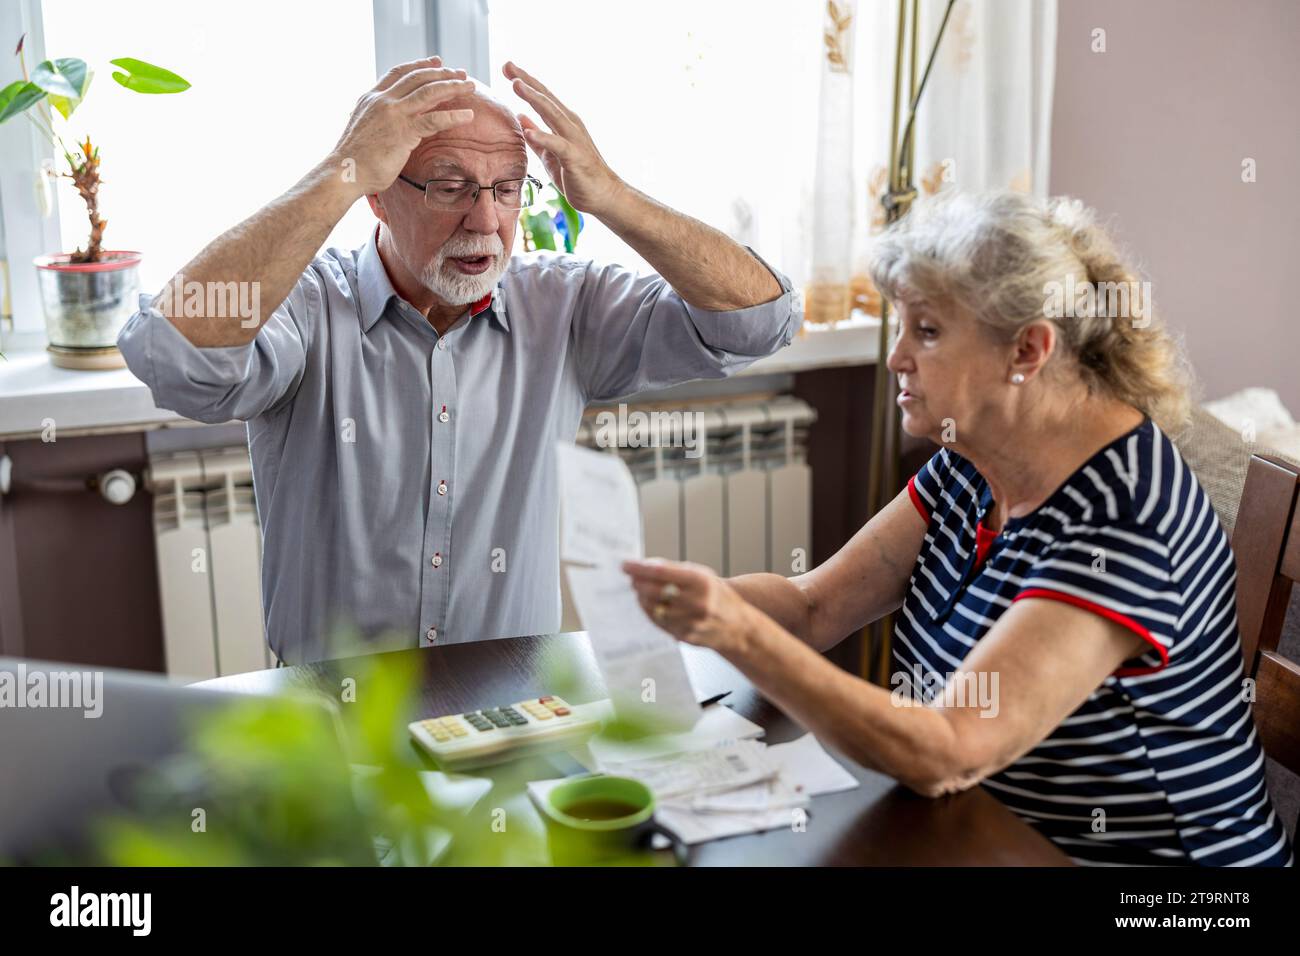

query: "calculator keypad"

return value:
[425, 715, 471, 742]
[411, 696, 599, 770]
[424, 697, 577, 740]
[463, 712, 492, 732]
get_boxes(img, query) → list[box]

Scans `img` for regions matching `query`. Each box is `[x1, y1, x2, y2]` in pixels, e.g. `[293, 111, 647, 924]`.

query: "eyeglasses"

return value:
[397, 174, 544, 212]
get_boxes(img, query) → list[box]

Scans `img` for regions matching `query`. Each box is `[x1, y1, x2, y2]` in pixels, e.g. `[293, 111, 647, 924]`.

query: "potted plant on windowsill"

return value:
[0, 35, 188, 369]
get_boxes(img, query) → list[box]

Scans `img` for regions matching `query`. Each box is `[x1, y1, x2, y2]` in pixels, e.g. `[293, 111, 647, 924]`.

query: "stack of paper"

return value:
[609, 734, 859, 845]
[575, 699, 764, 768]
[531, 721, 860, 847]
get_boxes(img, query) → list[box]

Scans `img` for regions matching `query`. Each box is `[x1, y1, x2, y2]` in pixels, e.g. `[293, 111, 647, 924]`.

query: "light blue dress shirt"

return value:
[118, 227, 801, 663]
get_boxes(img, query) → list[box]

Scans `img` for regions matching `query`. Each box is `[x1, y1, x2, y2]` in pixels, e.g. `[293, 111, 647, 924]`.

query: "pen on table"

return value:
[698, 691, 731, 708]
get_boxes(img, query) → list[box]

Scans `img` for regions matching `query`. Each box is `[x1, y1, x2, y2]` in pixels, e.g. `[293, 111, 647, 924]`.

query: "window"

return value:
[40, 0, 378, 291]
[27, 1, 827, 299]
[485, 0, 822, 281]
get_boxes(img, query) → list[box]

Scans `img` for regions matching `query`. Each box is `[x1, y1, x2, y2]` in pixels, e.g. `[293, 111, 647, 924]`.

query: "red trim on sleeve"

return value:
[1013, 587, 1169, 676]
[907, 475, 931, 524]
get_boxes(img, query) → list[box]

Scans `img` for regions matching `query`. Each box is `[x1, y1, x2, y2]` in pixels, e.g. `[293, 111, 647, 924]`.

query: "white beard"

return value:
[421, 233, 510, 306]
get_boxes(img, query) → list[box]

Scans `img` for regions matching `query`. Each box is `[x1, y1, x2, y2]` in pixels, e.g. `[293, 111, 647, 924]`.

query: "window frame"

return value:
[0, 0, 61, 345]
[372, 0, 489, 79]
[0, 0, 488, 346]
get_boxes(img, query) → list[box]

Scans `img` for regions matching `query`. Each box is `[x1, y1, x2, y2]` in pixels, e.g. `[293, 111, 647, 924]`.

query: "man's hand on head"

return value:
[330, 56, 477, 197]
[501, 60, 779, 311]
[503, 61, 626, 218]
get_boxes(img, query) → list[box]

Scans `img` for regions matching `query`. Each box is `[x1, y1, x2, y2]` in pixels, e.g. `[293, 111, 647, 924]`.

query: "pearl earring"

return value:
[1010, 373, 1025, 385]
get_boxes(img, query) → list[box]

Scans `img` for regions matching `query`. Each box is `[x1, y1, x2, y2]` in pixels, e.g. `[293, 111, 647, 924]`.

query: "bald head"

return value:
[405, 78, 526, 175]
[448, 79, 520, 131]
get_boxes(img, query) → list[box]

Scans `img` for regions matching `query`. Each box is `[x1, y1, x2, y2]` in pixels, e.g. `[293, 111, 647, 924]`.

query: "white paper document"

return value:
[557, 442, 701, 733]
[766, 732, 860, 797]
[556, 441, 643, 566]
[600, 739, 776, 799]
[579, 701, 764, 770]
[654, 788, 803, 845]
[654, 734, 859, 846]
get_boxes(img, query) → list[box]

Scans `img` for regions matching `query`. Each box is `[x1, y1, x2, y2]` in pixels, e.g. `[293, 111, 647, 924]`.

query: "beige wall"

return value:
[1050, 0, 1300, 412]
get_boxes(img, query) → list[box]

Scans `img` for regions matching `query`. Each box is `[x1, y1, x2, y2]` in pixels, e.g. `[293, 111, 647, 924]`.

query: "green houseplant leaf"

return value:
[108, 57, 189, 94]
[33, 57, 92, 119]
[520, 208, 558, 252]
[2, 36, 191, 265]
[554, 192, 582, 254]
[0, 78, 45, 123]
[31, 57, 86, 99]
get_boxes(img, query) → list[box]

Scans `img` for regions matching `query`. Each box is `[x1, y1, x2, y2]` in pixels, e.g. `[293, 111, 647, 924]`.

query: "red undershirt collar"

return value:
[974, 520, 1000, 569]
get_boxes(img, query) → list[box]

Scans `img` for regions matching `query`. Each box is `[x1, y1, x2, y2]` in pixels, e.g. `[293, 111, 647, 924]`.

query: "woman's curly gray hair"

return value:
[869, 190, 1192, 435]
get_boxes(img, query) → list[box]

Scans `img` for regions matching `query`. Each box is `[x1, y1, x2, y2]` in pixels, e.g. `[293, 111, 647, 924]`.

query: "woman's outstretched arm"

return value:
[622, 556, 1147, 797]
[726, 486, 928, 652]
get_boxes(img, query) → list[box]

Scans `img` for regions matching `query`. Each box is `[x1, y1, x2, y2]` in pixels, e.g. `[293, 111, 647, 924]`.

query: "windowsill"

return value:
[0, 318, 881, 440]
[0, 344, 187, 440]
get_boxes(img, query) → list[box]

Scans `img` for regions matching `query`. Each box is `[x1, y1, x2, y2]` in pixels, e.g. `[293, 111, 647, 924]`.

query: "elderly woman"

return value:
[623, 191, 1293, 867]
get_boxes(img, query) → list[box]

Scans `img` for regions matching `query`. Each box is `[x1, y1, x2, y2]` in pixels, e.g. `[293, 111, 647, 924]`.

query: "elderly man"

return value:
[119, 58, 800, 664]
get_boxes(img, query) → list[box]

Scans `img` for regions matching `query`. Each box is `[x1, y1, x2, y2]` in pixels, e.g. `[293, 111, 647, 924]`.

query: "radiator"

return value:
[575, 395, 817, 577]
[148, 396, 816, 664]
[147, 447, 269, 680]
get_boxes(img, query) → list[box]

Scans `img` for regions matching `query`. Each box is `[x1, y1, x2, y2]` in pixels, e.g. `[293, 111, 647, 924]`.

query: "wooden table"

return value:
[197, 632, 1071, 866]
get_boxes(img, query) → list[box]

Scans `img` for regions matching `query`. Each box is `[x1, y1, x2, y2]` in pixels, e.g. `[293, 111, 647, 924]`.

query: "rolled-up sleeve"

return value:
[117, 269, 317, 424]
[571, 246, 801, 402]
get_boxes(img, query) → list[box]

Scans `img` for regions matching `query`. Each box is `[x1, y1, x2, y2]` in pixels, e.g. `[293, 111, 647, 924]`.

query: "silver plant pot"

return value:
[34, 251, 141, 370]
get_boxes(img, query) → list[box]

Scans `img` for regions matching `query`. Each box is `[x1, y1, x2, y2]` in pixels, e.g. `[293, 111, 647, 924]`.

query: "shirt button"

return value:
[425, 627, 437, 644]
[438, 410, 450, 423]
[437, 480, 447, 496]
[437, 339, 447, 350]
[431, 553, 443, 568]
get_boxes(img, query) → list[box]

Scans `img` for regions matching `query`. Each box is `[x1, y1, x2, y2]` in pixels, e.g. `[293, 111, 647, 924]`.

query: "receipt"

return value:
[556, 442, 643, 565]
[557, 442, 701, 733]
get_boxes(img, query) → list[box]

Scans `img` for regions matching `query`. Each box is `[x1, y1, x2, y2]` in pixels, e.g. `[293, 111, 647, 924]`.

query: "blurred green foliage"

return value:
[519, 186, 583, 254]
[90, 646, 672, 867]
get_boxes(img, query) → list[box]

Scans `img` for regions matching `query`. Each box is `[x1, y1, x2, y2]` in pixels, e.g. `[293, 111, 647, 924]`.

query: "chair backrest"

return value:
[1231, 454, 1300, 777]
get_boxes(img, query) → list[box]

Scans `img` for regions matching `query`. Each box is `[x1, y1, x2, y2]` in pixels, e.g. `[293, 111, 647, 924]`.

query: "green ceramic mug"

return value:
[540, 775, 679, 866]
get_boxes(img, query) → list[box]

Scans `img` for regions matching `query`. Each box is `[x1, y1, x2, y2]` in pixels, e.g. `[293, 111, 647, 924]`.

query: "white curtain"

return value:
[480, 0, 1054, 326]
[805, 0, 1058, 326]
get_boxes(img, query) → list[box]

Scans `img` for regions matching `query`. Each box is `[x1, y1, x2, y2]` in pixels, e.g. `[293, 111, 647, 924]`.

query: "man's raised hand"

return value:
[503, 61, 625, 217]
[331, 56, 476, 196]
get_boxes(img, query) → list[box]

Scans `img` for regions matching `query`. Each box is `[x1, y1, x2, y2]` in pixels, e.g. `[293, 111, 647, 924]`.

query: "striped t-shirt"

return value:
[901, 417, 1293, 866]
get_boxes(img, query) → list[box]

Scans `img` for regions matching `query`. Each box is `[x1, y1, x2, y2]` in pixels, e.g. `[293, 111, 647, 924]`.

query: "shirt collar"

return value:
[357, 226, 396, 333]
[357, 225, 509, 334]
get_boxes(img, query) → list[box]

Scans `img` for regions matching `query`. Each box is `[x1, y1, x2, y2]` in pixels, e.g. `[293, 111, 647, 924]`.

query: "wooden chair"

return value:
[1232, 454, 1300, 777]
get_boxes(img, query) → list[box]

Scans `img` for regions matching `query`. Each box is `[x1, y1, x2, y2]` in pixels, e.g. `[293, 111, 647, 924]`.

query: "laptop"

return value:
[0, 657, 347, 863]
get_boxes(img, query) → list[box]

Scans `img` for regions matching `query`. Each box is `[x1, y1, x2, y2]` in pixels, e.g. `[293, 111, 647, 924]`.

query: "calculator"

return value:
[408, 695, 605, 770]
